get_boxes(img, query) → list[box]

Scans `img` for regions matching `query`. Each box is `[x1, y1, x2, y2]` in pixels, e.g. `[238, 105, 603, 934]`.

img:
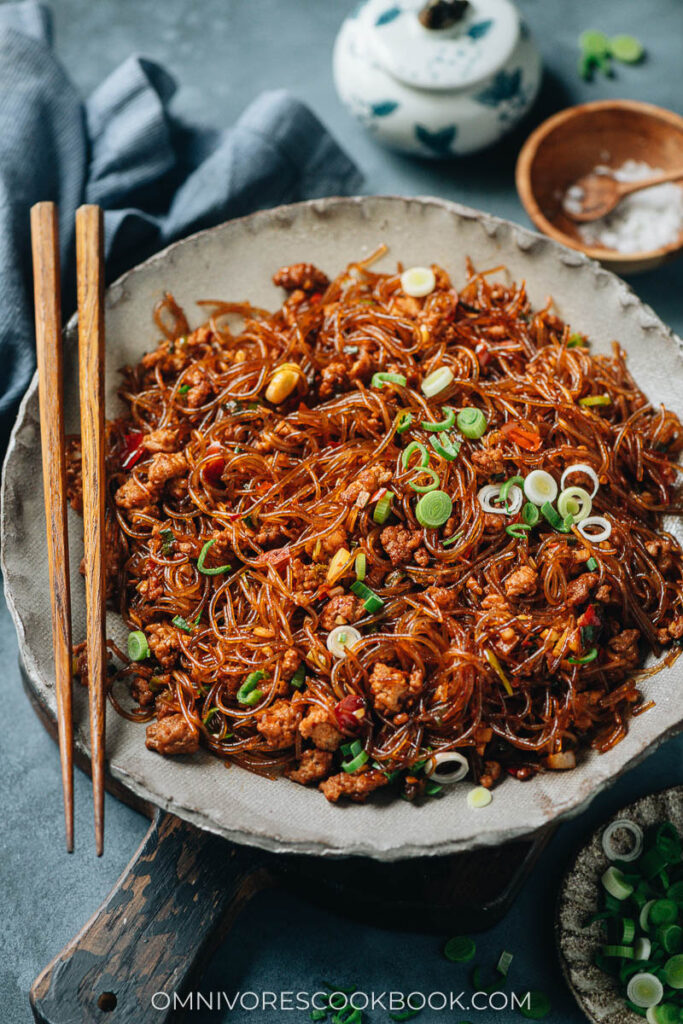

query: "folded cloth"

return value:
[0, 1, 362, 451]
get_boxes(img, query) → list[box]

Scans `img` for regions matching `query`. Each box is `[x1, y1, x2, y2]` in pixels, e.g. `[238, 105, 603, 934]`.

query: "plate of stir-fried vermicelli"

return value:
[3, 196, 682, 858]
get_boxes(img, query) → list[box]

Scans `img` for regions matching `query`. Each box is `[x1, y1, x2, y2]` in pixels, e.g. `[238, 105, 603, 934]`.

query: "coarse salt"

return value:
[563, 159, 683, 254]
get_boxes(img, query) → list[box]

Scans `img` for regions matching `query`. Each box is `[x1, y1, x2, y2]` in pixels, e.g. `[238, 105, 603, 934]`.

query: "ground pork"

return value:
[141, 428, 179, 453]
[320, 594, 364, 631]
[471, 448, 505, 477]
[147, 452, 188, 487]
[131, 676, 155, 708]
[339, 465, 392, 505]
[667, 615, 683, 640]
[380, 524, 422, 566]
[146, 715, 199, 756]
[146, 623, 182, 667]
[273, 262, 329, 292]
[607, 628, 641, 667]
[425, 585, 456, 610]
[369, 662, 422, 715]
[256, 699, 302, 749]
[115, 475, 156, 509]
[299, 706, 343, 751]
[285, 749, 334, 786]
[319, 362, 348, 398]
[319, 769, 388, 804]
[504, 566, 538, 598]
[566, 572, 599, 607]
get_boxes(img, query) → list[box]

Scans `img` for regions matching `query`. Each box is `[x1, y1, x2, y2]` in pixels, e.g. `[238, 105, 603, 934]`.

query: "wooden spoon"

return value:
[564, 167, 683, 222]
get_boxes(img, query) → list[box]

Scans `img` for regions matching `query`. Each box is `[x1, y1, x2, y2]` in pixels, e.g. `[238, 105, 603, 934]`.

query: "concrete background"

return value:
[1, 1, 682, 1022]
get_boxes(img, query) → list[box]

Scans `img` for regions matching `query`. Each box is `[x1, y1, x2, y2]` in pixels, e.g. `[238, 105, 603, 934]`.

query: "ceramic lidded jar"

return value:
[333, 0, 542, 158]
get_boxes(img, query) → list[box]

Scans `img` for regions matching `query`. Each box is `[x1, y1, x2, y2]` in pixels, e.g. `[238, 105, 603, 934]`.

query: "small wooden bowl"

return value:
[516, 100, 683, 275]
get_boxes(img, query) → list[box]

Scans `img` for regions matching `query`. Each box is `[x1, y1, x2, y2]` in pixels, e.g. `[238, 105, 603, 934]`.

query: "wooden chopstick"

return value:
[76, 205, 107, 856]
[30, 202, 75, 854]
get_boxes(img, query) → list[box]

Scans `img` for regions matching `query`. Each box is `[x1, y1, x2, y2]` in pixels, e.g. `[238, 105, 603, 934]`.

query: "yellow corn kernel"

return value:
[327, 547, 352, 583]
[265, 362, 300, 404]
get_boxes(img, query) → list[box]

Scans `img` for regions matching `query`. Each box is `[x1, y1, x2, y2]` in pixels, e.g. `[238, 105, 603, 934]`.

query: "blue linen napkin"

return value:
[0, 1, 362, 450]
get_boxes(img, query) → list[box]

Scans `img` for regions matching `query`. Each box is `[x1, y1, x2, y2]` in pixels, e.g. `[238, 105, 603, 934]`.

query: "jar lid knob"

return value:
[418, 0, 470, 30]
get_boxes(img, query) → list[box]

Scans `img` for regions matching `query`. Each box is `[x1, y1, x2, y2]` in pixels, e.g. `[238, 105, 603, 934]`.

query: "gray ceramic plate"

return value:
[2, 196, 682, 860]
[557, 786, 683, 1023]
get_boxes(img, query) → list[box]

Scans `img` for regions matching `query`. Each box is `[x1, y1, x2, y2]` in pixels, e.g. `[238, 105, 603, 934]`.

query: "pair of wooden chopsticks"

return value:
[31, 203, 107, 855]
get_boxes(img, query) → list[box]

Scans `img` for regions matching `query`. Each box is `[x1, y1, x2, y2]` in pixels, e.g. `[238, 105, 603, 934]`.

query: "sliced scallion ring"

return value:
[402, 441, 430, 470]
[602, 866, 634, 901]
[467, 786, 493, 809]
[421, 366, 454, 398]
[373, 492, 393, 524]
[371, 371, 407, 388]
[601, 819, 644, 863]
[560, 463, 600, 498]
[634, 937, 652, 962]
[524, 469, 558, 506]
[127, 630, 150, 662]
[409, 467, 440, 493]
[354, 552, 366, 581]
[522, 501, 540, 526]
[640, 900, 657, 933]
[425, 751, 469, 784]
[557, 486, 592, 522]
[197, 538, 232, 576]
[421, 406, 456, 432]
[236, 670, 265, 706]
[627, 973, 664, 1009]
[401, 266, 436, 298]
[326, 625, 362, 659]
[478, 482, 523, 516]
[506, 523, 531, 539]
[429, 433, 461, 461]
[415, 489, 453, 528]
[500, 475, 525, 506]
[664, 954, 683, 989]
[578, 516, 612, 543]
[456, 407, 487, 439]
[395, 410, 413, 433]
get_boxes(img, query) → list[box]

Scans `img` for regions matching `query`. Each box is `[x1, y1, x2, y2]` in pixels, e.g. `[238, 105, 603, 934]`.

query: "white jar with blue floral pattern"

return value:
[333, 0, 542, 157]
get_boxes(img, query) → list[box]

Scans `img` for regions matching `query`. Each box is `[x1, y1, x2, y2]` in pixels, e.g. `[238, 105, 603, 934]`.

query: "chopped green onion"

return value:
[178, 383, 190, 395]
[443, 530, 463, 548]
[558, 485, 592, 522]
[415, 490, 453, 528]
[402, 441, 430, 470]
[236, 670, 265, 706]
[501, 475, 525, 505]
[657, 924, 683, 954]
[424, 780, 443, 797]
[506, 523, 531, 539]
[520, 991, 551, 1019]
[342, 749, 369, 773]
[172, 614, 193, 633]
[428, 433, 461, 461]
[396, 410, 413, 433]
[620, 918, 636, 945]
[646, 1006, 679, 1024]
[456, 407, 487, 439]
[602, 945, 635, 958]
[541, 501, 573, 533]
[197, 538, 232, 576]
[160, 528, 175, 554]
[421, 406, 456, 432]
[650, 899, 678, 925]
[354, 552, 366, 581]
[522, 502, 540, 526]
[290, 665, 306, 690]
[587, 556, 598, 571]
[127, 630, 150, 661]
[497, 950, 514, 977]
[408, 467, 440, 493]
[664, 953, 683, 989]
[567, 332, 586, 348]
[350, 579, 384, 614]
[610, 34, 644, 63]
[579, 394, 611, 407]
[372, 371, 407, 388]
[421, 367, 454, 398]
[373, 492, 393, 524]
[602, 866, 634, 901]
[485, 648, 513, 696]
[568, 648, 598, 665]
[443, 936, 476, 962]
[627, 972, 664, 1009]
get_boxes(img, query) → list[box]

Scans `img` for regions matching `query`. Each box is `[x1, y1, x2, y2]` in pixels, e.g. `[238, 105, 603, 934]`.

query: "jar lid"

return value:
[360, 0, 520, 91]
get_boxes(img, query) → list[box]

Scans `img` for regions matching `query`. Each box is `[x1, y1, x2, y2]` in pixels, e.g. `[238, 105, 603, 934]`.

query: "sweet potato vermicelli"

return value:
[67, 252, 683, 803]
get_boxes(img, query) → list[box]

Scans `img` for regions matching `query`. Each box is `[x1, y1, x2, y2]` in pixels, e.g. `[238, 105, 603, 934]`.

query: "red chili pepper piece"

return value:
[203, 441, 225, 485]
[253, 545, 292, 567]
[334, 694, 366, 733]
[309, 291, 323, 303]
[475, 341, 490, 367]
[578, 603, 601, 629]
[500, 420, 542, 451]
[121, 431, 144, 470]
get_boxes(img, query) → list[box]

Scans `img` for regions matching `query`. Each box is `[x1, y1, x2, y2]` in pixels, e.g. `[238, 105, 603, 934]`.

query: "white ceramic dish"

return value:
[2, 195, 682, 860]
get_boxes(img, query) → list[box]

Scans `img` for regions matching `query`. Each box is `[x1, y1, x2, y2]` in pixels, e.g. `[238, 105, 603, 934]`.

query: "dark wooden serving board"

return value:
[23, 665, 553, 1024]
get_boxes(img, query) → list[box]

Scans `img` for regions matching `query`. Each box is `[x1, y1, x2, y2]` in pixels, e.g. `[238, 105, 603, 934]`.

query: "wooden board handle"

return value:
[30, 812, 273, 1024]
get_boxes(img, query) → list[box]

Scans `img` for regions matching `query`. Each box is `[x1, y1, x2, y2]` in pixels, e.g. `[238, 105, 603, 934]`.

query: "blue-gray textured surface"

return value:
[1, 1, 682, 1022]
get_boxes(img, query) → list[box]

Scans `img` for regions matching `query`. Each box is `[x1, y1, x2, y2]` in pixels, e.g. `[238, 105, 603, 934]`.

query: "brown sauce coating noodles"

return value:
[67, 254, 683, 803]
